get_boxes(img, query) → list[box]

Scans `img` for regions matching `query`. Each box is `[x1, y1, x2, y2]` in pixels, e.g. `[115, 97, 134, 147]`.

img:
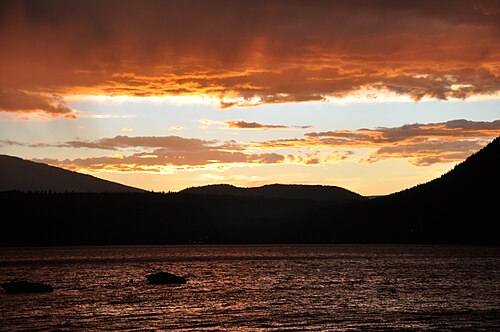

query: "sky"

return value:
[0, 0, 499, 196]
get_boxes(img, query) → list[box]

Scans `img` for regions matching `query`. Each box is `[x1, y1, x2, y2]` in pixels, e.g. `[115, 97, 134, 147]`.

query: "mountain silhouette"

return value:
[322, 136, 500, 243]
[0, 137, 498, 245]
[0, 154, 142, 193]
[390, 136, 499, 199]
[181, 184, 366, 202]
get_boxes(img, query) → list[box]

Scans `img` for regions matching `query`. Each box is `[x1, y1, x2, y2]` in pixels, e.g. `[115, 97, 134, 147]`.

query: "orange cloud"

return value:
[303, 119, 500, 143]
[62, 135, 219, 151]
[287, 150, 354, 165]
[0, 90, 76, 118]
[366, 140, 487, 166]
[1, 0, 499, 115]
[225, 120, 288, 130]
[6, 120, 500, 169]
[32, 135, 286, 171]
[224, 120, 313, 130]
[256, 120, 500, 165]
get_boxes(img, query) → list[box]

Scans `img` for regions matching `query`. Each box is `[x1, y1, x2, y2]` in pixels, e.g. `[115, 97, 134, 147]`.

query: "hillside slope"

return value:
[320, 136, 500, 243]
[181, 183, 365, 202]
[0, 155, 142, 193]
[392, 136, 499, 199]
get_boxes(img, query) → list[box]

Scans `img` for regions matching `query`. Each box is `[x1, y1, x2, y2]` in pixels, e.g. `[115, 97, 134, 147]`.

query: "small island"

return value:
[0, 280, 54, 294]
[145, 272, 187, 285]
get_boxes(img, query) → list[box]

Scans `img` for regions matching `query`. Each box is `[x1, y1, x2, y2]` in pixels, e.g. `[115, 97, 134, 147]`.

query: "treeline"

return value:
[0, 188, 497, 245]
[0, 191, 330, 245]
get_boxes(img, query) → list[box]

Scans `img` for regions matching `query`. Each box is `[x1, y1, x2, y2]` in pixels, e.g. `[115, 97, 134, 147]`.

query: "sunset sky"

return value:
[1, 0, 499, 195]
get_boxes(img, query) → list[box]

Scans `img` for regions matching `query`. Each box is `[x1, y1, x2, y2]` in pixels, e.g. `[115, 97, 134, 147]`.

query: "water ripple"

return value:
[1, 245, 499, 331]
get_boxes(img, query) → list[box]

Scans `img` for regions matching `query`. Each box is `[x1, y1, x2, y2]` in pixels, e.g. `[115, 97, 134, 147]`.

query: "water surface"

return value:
[0, 245, 499, 331]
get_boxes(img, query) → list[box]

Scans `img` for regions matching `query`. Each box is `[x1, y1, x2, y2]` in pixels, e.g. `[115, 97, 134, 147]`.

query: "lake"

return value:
[0, 245, 499, 331]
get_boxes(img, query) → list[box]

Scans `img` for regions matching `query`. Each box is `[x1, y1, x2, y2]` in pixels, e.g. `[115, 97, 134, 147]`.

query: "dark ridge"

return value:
[181, 183, 366, 202]
[389, 135, 500, 199]
[0, 154, 143, 193]
[319, 136, 500, 244]
[0, 137, 498, 245]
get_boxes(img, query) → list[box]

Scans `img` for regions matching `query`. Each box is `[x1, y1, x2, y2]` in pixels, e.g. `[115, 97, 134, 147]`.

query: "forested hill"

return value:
[0, 137, 498, 245]
[0, 155, 142, 193]
[317, 136, 500, 244]
[181, 183, 366, 202]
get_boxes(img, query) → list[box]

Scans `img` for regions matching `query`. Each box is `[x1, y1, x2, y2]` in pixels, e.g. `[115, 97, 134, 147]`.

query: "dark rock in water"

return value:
[0, 280, 54, 294]
[146, 272, 186, 284]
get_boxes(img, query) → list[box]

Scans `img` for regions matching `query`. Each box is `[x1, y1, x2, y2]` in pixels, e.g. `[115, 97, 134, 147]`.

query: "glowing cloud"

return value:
[0, 120, 487, 173]
[31, 135, 286, 172]
[0, 90, 76, 118]
[225, 120, 289, 130]
[1, 0, 499, 116]
[255, 120, 500, 165]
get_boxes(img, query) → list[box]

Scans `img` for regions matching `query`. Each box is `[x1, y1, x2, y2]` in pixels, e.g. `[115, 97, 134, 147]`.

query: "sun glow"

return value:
[1, 0, 499, 196]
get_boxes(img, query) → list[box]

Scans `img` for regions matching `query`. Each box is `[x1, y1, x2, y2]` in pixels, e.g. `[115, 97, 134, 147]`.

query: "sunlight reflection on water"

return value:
[0, 245, 499, 331]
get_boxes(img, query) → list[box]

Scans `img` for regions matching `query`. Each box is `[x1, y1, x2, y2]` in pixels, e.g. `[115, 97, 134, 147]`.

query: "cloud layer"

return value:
[224, 120, 312, 130]
[0, 90, 76, 118]
[257, 119, 500, 165]
[0, 119, 492, 172]
[32, 135, 285, 172]
[1, 0, 499, 115]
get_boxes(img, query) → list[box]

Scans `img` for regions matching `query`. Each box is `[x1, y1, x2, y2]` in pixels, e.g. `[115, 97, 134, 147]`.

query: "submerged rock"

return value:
[146, 272, 186, 284]
[0, 280, 54, 294]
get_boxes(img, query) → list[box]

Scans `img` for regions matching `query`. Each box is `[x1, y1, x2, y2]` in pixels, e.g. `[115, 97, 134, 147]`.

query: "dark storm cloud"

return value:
[1, 0, 499, 115]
